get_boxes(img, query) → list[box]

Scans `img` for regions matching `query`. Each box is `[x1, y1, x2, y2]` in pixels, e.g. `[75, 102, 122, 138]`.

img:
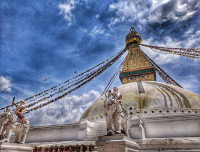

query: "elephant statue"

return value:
[104, 90, 129, 136]
[0, 107, 11, 139]
[104, 90, 116, 135]
[112, 99, 129, 136]
[0, 112, 30, 144]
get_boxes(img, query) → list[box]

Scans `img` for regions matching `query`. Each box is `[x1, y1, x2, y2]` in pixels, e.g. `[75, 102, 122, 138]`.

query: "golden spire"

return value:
[120, 27, 156, 84]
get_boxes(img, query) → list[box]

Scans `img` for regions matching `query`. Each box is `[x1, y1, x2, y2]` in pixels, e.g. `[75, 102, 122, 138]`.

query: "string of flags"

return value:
[24, 49, 127, 113]
[43, 77, 50, 82]
[0, 48, 126, 111]
[25, 66, 106, 108]
[142, 51, 183, 88]
[25, 73, 97, 107]
[101, 55, 127, 96]
[24, 48, 127, 109]
[140, 44, 200, 59]
[25, 48, 126, 104]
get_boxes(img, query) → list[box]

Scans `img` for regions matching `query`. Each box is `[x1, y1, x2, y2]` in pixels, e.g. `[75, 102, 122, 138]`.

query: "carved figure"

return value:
[104, 90, 116, 135]
[104, 87, 129, 136]
[0, 112, 30, 144]
[0, 98, 30, 144]
[0, 107, 11, 139]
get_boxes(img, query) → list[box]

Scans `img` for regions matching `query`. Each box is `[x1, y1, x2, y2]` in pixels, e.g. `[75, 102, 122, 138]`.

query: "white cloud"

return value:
[183, 29, 200, 48]
[141, 37, 181, 65]
[26, 90, 100, 126]
[141, 29, 200, 65]
[89, 25, 110, 37]
[109, 0, 200, 25]
[90, 26, 104, 35]
[0, 76, 12, 92]
[90, 25, 107, 36]
[58, 0, 76, 23]
[184, 28, 195, 36]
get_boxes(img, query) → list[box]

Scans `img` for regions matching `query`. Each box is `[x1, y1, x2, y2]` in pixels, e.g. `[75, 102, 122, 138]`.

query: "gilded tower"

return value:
[119, 27, 156, 84]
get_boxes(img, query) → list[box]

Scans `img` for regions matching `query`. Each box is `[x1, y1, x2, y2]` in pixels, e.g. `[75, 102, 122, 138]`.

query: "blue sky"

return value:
[0, 0, 200, 126]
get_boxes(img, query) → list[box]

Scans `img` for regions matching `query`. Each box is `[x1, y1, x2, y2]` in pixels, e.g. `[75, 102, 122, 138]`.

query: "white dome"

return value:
[80, 81, 200, 121]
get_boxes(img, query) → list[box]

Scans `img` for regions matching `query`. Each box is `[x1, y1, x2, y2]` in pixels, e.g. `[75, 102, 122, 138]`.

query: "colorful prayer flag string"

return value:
[24, 49, 127, 113]
[0, 48, 126, 111]
[141, 50, 183, 88]
[140, 44, 200, 59]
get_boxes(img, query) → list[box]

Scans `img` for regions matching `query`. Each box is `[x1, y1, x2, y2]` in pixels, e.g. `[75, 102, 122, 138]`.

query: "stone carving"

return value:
[0, 99, 30, 144]
[104, 87, 129, 136]
[104, 90, 115, 135]
[0, 107, 11, 139]
[0, 112, 30, 144]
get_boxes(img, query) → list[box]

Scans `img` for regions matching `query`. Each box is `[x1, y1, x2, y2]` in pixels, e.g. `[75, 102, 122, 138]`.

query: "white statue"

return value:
[0, 112, 30, 144]
[0, 107, 11, 139]
[0, 98, 30, 144]
[104, 90, 115, 135]
[104, 87, 129, 136]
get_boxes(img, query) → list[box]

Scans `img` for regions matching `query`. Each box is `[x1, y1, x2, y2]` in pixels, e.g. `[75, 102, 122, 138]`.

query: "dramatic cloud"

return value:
[26, 90, 100, 126]
[183, 29, 200, 48]
[58, 0, 76, 24]
[90, 26, 105, 36]
[0, 76, 12, 92]
[109, 0, 200, 25]
[142, 28, 200, 65]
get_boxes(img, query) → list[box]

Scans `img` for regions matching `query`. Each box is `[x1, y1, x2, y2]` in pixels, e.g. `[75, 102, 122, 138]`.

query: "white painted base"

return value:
[0, 142, 32, 152]
[96, 134, 139, 152]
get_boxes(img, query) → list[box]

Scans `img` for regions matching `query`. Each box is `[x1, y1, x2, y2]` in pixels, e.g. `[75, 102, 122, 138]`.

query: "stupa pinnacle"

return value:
[119, 27, 156, 84]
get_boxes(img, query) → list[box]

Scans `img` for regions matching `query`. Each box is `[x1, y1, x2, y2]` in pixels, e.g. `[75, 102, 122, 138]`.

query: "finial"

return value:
[130, 26, 136, 33]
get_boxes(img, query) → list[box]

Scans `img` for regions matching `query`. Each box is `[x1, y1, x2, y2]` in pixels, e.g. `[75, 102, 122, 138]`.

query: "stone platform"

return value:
[0, 142, 32, 152]
[96, 134, 139, 152]
[137, 137, 200, 152]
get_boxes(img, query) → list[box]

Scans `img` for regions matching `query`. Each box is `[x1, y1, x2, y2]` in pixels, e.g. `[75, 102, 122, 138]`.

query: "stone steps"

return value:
[84, 122, 107, 140]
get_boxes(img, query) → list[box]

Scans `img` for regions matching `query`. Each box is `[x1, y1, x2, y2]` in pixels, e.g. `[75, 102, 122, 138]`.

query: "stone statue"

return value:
[1, 112, 30, 144]
[0, 98, 30, 144]
[104, 87, 129, 136]
[0, 107, 11, 140]
[104, 90, 115, 135]
[112, 87, 123, 134]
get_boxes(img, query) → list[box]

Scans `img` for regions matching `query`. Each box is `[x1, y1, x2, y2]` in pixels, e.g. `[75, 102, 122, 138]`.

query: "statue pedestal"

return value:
[0, 142, 32, 152]
[96, 134, 139, 152]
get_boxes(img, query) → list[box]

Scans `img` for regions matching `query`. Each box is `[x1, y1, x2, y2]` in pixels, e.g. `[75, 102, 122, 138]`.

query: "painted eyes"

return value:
[128, 75, 148, 80]
[140, 75, 148, 78]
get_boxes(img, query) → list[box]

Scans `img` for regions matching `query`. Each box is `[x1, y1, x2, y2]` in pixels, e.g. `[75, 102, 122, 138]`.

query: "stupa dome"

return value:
[80, 81, 200, 121]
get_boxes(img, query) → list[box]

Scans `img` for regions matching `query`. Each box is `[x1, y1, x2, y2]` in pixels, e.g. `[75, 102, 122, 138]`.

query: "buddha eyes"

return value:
[128, 75, 148, 80]
[140, 75, 148, 78]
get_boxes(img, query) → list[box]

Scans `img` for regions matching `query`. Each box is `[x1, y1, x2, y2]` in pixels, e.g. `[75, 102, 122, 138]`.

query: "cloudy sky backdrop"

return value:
[0, 0, 200, 126]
